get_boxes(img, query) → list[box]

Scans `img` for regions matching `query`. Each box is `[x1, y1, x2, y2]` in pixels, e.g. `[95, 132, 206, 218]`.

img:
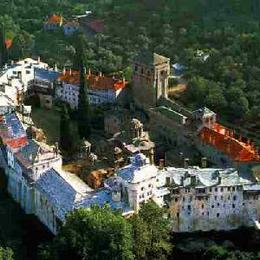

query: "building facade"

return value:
[56, 70, 127, 109]
[132, 52, 171, 108]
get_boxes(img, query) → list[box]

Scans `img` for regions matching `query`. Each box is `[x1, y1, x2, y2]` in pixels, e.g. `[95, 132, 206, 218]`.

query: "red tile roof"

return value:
[199, 123, 260, 162]
[5, 136, 28, 149]
[86, 19, 104, 33]
[59, 70, 127, 91]
[45, 14, 63, 25]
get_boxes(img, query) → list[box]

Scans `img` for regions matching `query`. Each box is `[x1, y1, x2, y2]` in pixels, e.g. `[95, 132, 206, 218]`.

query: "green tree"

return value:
[0, 24, 8, 66]
[131, 202, 172, 260]
[59, 105, 78, 156]
[76, 36, 91, 139]
[0, 247, 13, 260]
[40, 207, 134, 260]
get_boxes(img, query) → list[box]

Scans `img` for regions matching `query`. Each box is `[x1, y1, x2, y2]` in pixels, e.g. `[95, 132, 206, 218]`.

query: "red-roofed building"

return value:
[43, 14, 63, 31]
[197, 121, 260, 170]
[56, 70, 127, 108]
[79, 16, 105, 37]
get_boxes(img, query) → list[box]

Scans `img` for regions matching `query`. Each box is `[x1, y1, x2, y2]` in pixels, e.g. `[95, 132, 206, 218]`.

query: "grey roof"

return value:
[77, 188, 128, 211]
[134, 51, 169, 66]
[36, 168, 92, 220]
[15, 140, 40, 167]
[163, 167, 252, 188]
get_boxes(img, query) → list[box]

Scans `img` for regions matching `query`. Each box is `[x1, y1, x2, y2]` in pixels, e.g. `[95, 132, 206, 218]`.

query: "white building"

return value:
[0, 58, 49, 105]
[56, 70, 127, 109]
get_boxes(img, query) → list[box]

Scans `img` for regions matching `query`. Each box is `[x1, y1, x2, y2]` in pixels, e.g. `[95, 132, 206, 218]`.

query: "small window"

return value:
[233, 195, 237, 201]
[183, 197, 185, 202]
[220, 187, 224, 192]
[209, 188, 212, 192]
[214, 196, 217, 200]
[175, 198, 178, 202]
[232, 204, 235, 209]
[141, 187, 144, 191]
[176, 212, 179, 218]
[216, 213, 220, 218]
[211, 205, 214, 208]
[228, 187, 231, 191]
[187, 205, 191, 211]
[215, 187, 218, 192]
[232, 187, 236, 191]
[201, 204, 204, 209]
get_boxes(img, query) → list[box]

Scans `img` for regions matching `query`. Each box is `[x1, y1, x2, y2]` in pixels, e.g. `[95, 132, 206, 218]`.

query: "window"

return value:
[215, 187, 218, 192]
[221, 196, 223, 200]
[228, 187, 231, 191]
[216, 213, 220, 218]
[187, 205, 191, 211]
[233, 195, 237, 201]
[141, 187, 144, 191]
[232, 204, 235, 209]
[209, 188, 212, 192]
[232, 187, 236, 191]
[183, 197, 185, 202]
[211, 205, 214, 208]
[214, 196, 217, 200]
[201, 204, 204, 209]
[135, 65, 138, 72]
[220, 187, 224, 192]
[175, 198, 178, 202]
[176, 212, 179, 218]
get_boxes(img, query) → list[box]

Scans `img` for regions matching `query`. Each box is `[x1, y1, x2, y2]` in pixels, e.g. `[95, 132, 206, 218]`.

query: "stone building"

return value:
[132, 51, 171, 108]
[159, 166, 260, 232]
[56, 70, 127, 109]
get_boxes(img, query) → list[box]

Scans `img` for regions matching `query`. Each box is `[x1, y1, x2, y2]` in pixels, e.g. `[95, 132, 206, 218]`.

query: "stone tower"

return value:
[132, 52, 170, 108]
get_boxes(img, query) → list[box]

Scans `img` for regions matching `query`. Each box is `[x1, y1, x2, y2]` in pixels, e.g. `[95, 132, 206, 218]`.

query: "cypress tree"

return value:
[76, 35, 91, 139]
[0, 24, 8, 67]
[59, 105, 76, 156]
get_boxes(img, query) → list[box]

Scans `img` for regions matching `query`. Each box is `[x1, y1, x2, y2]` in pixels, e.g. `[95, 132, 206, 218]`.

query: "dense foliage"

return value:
[39, 202, 172, 260]
[1, 0, 259, 127]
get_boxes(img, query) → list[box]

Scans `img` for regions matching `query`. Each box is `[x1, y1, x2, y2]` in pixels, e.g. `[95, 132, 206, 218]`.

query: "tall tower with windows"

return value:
[132, 52, 170, 108]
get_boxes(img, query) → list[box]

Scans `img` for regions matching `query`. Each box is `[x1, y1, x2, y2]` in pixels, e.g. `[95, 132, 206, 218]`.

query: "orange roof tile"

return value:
[59, 70, 127, 91]
[45, 14, 63, 25]
[5, 39, 12, 49]
[199, 123, 260, 162]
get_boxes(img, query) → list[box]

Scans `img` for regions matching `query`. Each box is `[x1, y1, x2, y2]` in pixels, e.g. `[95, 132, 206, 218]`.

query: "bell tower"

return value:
[132, 52, 170, 108]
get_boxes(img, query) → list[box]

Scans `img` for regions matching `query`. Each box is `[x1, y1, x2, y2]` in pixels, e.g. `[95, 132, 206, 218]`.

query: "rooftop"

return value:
[134, 51, 170, 66]
[0, 113, 28, 149]
[199, 123, 260, 162]
[45, 14, 63, 25]
[35, 168, 92, 220]
[34, 68, 59, 82]
[59, 70, 127, 91]
[161, 166, 252, 188]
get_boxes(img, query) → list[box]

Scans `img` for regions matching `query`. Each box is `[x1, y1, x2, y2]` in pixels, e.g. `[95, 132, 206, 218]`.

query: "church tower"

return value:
[132, 52, 170, 108]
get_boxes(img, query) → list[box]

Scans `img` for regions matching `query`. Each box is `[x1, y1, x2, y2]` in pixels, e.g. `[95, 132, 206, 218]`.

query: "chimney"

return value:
[38, 56, 41, 63]
[159, 159, 165, 169]
[11, 60, 14, 65]
[54, 64, 58, 72]
[99, 71, 102, 77]
[84, 67, 87, 74]
[63, 67, 66, 75]
[184, 158, 189, 169]
[69, 68, 72, 76]
[88, 68, 91, 76]
[201, 157, 207, 168]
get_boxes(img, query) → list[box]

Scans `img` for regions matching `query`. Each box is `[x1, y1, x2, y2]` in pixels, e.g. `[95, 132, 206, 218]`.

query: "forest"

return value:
[1, 0, 260, 133]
